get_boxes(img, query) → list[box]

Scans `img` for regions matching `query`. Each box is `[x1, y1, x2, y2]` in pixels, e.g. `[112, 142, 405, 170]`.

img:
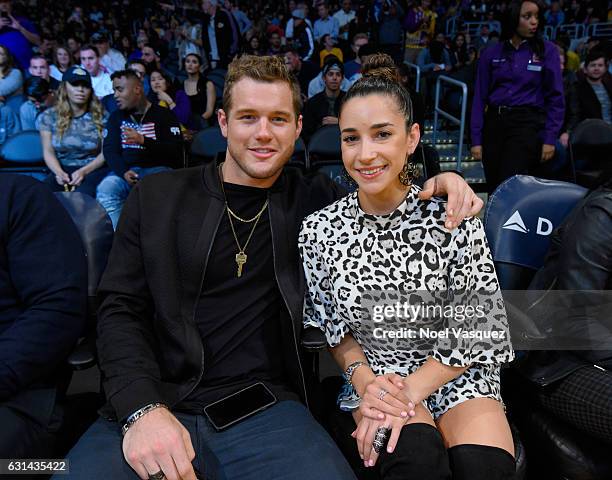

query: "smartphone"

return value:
[203, 382, 277, 431]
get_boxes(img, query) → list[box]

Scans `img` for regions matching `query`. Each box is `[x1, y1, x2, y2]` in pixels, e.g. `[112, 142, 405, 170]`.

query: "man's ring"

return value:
[148, 471, 165, 480]
[378, 389, 388, 401]
[372, 427, 391, 453]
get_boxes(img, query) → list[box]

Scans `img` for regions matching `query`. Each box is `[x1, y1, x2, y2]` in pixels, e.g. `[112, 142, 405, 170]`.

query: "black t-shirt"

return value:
[180, 181, 297, 409]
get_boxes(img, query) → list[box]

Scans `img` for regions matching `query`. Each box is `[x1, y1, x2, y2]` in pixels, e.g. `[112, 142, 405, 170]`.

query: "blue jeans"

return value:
[57, 401, 356, 480]
[96, 166, 171, 229]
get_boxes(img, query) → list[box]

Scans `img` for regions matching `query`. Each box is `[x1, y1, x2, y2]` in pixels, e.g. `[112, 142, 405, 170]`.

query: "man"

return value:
[568, 50, 612, 127]
[96, 70, 183, 228]
[333, 0, 356, 42]
[284, 48, 319, 102]
[93, 31, 126, 75]
[201, 0, 235, 69]
[267, 31, 282, 56]
[343, 32, 368, 79]
[285, 1, 312, 40]
[62, 54, 481, 480]
[224, 0, 251, 36]
[0, 0, 39, 70]
[476, 24, 491, 51]
[80, 45, 113, 98]
[36, 34, 54, 61]
[307, 57, 351, 98]
[0, 174, 86, 458]
[302, 55, 344, 142]
[313, 2, 339, 43]
[28, 54, 59, 90]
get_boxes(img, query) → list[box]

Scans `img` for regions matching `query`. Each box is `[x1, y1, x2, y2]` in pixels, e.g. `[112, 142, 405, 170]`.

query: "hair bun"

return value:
[361, 53, 400, 83]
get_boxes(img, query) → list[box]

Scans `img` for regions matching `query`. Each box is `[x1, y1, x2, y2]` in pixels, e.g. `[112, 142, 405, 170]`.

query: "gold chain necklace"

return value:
[218, 163, 269, 277]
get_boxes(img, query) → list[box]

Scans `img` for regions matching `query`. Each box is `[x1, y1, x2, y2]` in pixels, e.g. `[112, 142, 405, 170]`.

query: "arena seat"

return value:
[484, 175, 612, 479]
[307, 125, 356, 191]
[568, 119, 612, 189]
[0, 130, 47, 180]
[190, 126, 227, 164]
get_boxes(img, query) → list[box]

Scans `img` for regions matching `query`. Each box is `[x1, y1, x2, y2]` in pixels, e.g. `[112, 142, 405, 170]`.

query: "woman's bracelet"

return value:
[345, 361, 368, 388]
[121, 403, 168, 436]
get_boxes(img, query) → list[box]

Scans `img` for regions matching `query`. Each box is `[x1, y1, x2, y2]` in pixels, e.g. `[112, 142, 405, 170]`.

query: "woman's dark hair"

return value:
[503, 0, 546, 59]
[150, 68, 176, 100]
[340, 53, 413, 130]
[0, 44, 14, 76]
[452, 34, 468, 63]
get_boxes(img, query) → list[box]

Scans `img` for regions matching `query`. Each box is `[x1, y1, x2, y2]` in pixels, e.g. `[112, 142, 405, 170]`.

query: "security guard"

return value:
[471, 0, 564, 193]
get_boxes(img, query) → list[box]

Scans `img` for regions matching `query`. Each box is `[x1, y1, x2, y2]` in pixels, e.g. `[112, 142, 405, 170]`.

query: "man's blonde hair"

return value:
[222, 55, 301, 121]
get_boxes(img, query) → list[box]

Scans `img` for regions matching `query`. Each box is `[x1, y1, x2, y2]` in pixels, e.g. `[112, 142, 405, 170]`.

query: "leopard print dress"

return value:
[299, 185, 514, 419]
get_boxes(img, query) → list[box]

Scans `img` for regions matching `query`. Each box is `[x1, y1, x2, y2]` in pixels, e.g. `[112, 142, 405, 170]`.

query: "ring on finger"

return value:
[148, 471, 165, 480]
[378, 389, 388, 401]
[372, 427, 391, 454]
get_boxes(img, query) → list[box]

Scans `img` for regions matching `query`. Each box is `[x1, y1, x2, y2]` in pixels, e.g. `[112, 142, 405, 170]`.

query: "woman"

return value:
[50, 45, 73, 82]
[470, 0, 564, 193]
[37, 65, 108, 197]
[300, 54, 515, 479]
[183, 53, 216, 127]
[149, 68, 192, 129]
[244, 35, 264, 56]
[0, 45, 23, 99]
[450, 33, 468, 69]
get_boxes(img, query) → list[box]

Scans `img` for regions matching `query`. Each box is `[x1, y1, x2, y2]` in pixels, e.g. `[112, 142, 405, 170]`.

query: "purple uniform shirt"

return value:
[471, 39, 564, 146]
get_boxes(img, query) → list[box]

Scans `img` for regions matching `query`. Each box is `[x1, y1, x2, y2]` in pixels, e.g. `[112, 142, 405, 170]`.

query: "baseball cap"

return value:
[62, 65, 92, 87]
[91, 31, 108, 44]
[292, 9, 306, 20]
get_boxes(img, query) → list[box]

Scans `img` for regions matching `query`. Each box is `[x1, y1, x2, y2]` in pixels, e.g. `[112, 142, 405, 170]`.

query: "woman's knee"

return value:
[378, 423, 451, 480]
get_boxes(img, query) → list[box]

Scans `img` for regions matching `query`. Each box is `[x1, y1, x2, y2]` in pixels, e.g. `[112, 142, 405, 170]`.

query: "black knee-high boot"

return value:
[378, 423, 452, 480]
[448, 444, 516, 480]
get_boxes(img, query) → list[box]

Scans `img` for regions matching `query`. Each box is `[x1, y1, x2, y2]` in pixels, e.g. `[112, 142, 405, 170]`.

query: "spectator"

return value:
[568, 49, 612, 128]
[19, 76, 49, 130]
[0, 0, 40, 70]
[319, 33, 343, 67]
[245, 35, 264, 55]
[376, 0, 405, 64]
[0, 174, 86, 460]
[285, 1, 312, 40]
[38, 65, 108, 197]
[49, 45, 73, 82]
[225, 0, 252, 36]
[117, 33, 134, 60]
[126, 58, 150, 97]
[149, 68, 192, 129]
[0, 43, 22, 99]
[333, 0, 356, 42]
[67, 36, 82, 64]
[128, 33, 148, 61]
[404, 0, 437, 63]
[97, 69, 183, 228]
[450, 33, 468, 69]
[545, 1, 565, 26]
[36, 34, 54, 62]
[302, 55, 344, 141]
[201, 0, 235, 69]
[177, 19, 204, 63]
[183, 53, 216, 128]
[92, 31, 126, 75]
[417, 39, 452, 73]
[313, 2, 339, 43]
[523, 174, 612, 445]
[0, 97, 18, 143]
[343, 32, 368, 79]
[291, 9, 315, 61]
[79, 44, 113, 98]
[28, 54, 60, 90]
[267, 31, 283, 56]
[471, 0, 564, 193]
[284, 47, 319, 101]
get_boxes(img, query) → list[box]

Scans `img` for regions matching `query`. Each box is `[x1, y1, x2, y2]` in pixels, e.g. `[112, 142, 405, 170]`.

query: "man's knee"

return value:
[96, 174, 127, 199]
[0, 406, 54, 458]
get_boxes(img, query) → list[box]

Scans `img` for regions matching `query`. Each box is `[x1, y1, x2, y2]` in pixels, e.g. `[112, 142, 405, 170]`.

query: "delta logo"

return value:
[502, 210, 554, 236]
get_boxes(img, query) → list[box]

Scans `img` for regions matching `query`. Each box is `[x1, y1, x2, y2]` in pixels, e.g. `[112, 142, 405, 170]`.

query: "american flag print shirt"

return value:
[120, 121, 157, 150]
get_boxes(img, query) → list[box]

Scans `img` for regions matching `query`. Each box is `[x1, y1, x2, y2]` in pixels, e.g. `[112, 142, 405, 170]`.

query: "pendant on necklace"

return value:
[236, 251, 248, 277]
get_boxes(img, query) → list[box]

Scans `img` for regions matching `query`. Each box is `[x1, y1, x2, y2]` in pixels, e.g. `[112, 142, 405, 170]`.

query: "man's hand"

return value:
[541, 143, 555, 162]
[124, 170, 140, 185]
[123, 127, 145, 145]
[123, 408, 197, 480]
[321, 116, 339, 126]
[419, 172, 484, 230]
[471, 145, 482, 161]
